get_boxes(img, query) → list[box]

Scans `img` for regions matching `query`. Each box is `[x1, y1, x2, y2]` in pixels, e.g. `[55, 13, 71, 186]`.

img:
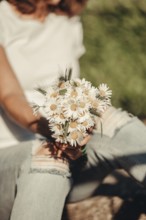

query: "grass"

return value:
[80, 0, 146, 118]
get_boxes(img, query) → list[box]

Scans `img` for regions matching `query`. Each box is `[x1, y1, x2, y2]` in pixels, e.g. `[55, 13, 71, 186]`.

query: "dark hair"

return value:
[1, 0, 88, 16]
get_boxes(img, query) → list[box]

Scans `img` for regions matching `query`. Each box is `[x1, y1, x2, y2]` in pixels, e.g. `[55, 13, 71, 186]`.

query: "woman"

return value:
[0, 1, 88, 220]
[0, 0, 146, 220]
[0, 1, 95, 219]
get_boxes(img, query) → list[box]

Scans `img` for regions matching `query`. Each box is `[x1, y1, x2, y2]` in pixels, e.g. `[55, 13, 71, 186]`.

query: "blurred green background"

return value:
[80, 0, 146, 119]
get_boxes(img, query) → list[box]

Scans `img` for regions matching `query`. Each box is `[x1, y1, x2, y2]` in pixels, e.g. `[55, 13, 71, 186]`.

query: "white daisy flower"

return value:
[80, 78, 92, 89]
[45, 87, 59, 99]
[43, 98, 60, 118]
[98, 83, 112, 99]
[63, 99, 81, 119]
[78, 100, 91, 114]
[80, 118, 95, 131]
[52, 113, 66, 124]
[104, 98, 112, 107]
[47, 115, 56, 123]
[71, 78, 82, 87]
[68, 120, 82, 133]
[90, 98, 107, 113]
[65, 86, 83, 100]
[88, 86, 99, 99]
[52, 134, 67, 144]
[66, 130, 84, 146]
[77, 111, 92, 123]
[49, 123, 64, 135]
[53, 78, 70, 91]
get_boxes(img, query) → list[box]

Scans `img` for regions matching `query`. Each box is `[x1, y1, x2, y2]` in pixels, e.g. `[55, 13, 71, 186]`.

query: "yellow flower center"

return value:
[70, 131, 78, 140]
[50, 92, 58, 98]
[92, 100, 98, 108]
[82, 121, 88, 126]
[79, 102, 85, 108]
[70, 121, 78, 128]
[71, 90, 78, 98]
[59, 82, 65, 88]
[50, 104, 57, 111]
[70, 103, 78, 111]
[99, 90, 106, 97]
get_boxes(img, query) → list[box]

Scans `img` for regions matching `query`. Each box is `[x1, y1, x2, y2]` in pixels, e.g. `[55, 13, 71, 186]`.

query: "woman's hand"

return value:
[54, 132, 92, 160]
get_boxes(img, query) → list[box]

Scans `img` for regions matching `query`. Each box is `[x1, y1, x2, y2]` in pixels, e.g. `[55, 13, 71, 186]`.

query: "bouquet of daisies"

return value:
[32, 70, 112, 148]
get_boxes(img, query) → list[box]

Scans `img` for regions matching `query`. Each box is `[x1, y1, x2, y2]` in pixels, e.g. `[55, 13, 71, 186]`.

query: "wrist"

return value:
[28, 116, 51, 138]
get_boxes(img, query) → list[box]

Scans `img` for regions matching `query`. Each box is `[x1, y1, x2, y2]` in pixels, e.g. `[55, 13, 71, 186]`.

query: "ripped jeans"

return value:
[0, 117, 146, 220]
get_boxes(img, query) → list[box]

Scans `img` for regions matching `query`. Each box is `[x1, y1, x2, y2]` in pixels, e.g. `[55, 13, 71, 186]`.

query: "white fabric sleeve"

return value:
[71, 16, 86, 59]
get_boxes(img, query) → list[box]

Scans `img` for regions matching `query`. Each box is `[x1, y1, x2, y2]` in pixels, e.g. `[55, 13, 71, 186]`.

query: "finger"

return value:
[55, 142, 68, 150]
[87, 127, 94, 134]
[57, 149, 62, 157]
[87, 126, 95, 135]
[62, 144, 68, 151]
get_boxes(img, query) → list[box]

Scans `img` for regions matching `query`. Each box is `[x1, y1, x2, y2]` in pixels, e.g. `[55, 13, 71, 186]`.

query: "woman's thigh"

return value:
[11, 173, 71, 220]
[0, 141, 72, 220]
[67, 133, 116, 202]
[68, 117, 146, 203]
[10, 149, 72, 220]
[0, 141, 32, 220]
[109, 117, 146, 185]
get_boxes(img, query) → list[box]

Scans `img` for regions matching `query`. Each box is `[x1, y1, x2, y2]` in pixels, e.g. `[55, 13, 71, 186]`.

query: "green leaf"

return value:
[35, 88, 47, 96]
[59, 76, 65, 81]
[68, 68, 72, 81]
[64, 121, 69, 137]
[64, 68, 72, 81]
[73, 82, 78, 87]
[59, 68, 72, 82]
[59, 89, 67, 95]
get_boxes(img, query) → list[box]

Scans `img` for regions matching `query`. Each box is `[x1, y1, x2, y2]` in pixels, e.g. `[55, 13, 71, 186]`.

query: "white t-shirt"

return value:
[0, 1, 85, 148]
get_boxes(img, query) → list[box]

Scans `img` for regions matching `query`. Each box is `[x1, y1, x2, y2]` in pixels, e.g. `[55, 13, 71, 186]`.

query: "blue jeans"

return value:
[0, 117, 146, 220]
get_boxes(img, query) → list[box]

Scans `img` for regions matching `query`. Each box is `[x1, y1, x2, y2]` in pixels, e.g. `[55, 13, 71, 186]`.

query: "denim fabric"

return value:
[0, 142, 32, 220]
[0, 141, 72, 220]
[68, 117, 146, 202]
[11, 155, 71, 220]
[0, 117, 146, 220]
